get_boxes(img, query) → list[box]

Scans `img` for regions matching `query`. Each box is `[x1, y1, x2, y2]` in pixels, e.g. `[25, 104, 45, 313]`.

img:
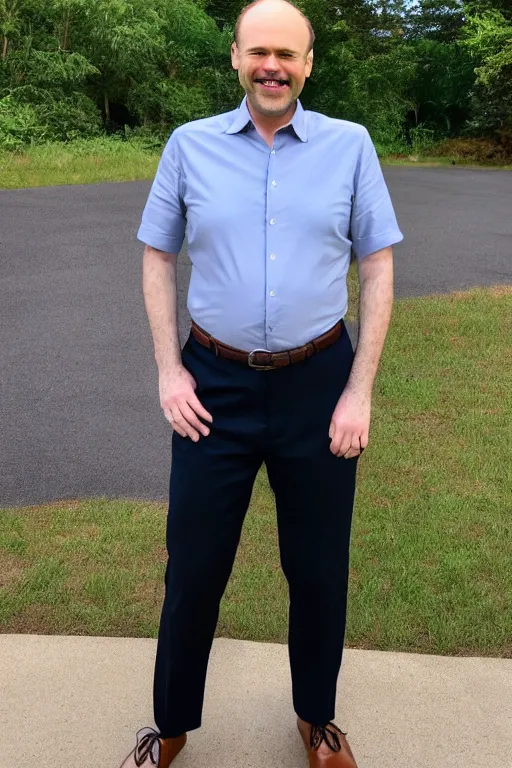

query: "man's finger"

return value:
[166, 406, 187, 438]
[170, 405, 200, 442]
[188, 393, 213, 424]
[329, 424, 342, 455]
[339, 434, 363, 459]
[337, 430, 353, 458]
[339, 450, 359, 459]
[180, 401, 211, 437]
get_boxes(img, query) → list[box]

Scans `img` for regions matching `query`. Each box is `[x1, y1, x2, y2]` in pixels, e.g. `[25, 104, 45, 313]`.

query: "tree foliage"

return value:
[462, 7, 512, 135]
[0, 0, 510, 150]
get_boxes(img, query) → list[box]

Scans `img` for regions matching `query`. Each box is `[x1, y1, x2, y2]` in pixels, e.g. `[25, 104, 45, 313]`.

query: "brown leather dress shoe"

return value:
[298, 718, 359, 767]
[119, 727, 187, 767]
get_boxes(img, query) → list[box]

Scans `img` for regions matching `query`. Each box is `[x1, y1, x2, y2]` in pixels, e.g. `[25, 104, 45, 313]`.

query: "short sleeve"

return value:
[137, 132, 186, 253]
[350, 128, 404, 260]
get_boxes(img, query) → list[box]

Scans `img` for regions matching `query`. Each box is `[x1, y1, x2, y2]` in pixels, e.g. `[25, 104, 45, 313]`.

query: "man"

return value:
[120, 0, 403, 766]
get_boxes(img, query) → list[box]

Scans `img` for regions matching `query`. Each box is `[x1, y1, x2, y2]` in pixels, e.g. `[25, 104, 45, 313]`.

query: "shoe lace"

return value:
[134, 727, 161, 767]
[310, 721, 347, 752]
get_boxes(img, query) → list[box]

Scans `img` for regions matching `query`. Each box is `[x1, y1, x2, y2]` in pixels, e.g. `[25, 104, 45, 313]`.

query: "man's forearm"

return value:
[142, 245, 182, 372]
[345, 247, 394, 396]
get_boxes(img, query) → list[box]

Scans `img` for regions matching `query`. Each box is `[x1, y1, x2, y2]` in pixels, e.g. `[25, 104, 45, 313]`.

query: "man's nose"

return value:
[262, 53, 280, 71]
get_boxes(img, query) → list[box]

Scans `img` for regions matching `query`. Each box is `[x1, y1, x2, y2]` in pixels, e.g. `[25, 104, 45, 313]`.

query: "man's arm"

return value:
[143, 244, 212, 441]
[142, 245, 182, 371]
[328, 246, 394, 459]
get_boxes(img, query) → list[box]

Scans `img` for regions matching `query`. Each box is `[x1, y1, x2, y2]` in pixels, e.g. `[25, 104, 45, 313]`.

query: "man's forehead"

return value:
[238, 28, 309, 54]
[237, 3, 311, 51]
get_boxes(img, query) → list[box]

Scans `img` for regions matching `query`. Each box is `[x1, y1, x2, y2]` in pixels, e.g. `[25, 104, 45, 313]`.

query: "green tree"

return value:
[404, 0, 465, 42]
[1, 0, 511, 152]
[462, 7, 512, 134]
[0, 0, 20, 59]
[402, 38, 474, 134]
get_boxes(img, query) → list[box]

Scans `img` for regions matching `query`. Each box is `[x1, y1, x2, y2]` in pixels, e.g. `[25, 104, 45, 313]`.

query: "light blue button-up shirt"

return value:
[137, 97, 404, 352]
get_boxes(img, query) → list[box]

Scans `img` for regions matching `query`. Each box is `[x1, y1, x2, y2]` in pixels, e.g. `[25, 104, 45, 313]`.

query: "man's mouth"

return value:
[254, 78, 290, 91]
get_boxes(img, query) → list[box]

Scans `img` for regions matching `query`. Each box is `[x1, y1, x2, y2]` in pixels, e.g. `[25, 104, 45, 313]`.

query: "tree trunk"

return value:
[62, 7, 70, 50]
[104, 93, 110, 122]
[2, 36, 8, 60]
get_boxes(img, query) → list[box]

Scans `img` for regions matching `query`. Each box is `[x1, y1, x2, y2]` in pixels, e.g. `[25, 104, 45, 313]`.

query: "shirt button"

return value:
[271, 149, 276, 155]
[270, 218, 276, 225]
[272, 180, 277, 187]
[269, 290, 276, 297]
[270, 253, 276, 260]
[269, 326, 274, 332]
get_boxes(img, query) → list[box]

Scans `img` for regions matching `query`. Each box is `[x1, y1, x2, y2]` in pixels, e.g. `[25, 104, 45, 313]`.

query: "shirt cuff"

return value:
[137, 225, 185, 254]
[353, 229, 404, 260]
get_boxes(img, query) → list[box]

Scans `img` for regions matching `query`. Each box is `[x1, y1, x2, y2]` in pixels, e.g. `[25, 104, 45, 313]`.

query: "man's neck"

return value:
[246, 98, 297, 146]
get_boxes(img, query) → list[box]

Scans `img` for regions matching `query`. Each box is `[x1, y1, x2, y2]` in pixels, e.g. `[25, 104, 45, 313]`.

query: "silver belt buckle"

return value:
[248, 348, 275, 371]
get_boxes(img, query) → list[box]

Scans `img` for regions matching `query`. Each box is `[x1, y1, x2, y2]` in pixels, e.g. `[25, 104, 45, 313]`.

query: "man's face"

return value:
[231, 4, 313, 118]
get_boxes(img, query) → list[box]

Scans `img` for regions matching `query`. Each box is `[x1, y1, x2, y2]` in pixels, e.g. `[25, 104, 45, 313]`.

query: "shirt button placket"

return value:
[267, 146, 278, 343]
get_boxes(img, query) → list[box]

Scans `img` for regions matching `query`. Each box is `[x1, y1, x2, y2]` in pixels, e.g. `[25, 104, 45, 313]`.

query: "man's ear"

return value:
[231, 42, 240, 70]
[305, 49, 314, 77]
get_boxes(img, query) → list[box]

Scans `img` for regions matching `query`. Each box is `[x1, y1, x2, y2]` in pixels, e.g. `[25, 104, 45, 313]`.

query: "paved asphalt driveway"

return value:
[1, 167, 511, 507]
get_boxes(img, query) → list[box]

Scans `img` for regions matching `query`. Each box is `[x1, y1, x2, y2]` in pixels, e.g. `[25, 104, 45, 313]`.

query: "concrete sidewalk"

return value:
[1, 635, 511, 768]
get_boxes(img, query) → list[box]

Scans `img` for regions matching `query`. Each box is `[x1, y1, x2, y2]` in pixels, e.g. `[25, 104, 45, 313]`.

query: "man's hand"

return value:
[329, 388, 371, 459]
[159, 365, 213, 442]
[328, 247, 393, 458]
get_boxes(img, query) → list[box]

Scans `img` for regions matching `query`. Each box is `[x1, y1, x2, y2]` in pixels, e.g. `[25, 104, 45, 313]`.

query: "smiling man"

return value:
[233, 0, 314, 124]
[120, 1, 403, 767]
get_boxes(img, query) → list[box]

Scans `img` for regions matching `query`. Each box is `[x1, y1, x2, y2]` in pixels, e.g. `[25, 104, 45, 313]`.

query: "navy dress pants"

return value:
[153, 322, 360, 737]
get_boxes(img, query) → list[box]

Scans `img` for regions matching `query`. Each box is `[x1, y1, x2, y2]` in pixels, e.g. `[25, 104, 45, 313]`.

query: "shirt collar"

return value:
[225, 95, 308, 143]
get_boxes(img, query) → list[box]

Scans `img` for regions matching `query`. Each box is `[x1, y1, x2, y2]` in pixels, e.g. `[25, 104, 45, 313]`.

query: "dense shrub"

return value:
[430, 136, 512, 164]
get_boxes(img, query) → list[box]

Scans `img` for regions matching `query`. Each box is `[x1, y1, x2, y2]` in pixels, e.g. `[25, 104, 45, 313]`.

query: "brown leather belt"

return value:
[191, 320, 344, 370]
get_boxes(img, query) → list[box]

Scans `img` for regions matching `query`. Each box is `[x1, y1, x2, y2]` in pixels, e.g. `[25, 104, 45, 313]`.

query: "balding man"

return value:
[120, 1, 403, 766]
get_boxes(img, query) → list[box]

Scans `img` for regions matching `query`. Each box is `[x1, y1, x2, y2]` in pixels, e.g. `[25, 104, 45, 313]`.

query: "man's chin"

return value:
[248, 92, 295, 118]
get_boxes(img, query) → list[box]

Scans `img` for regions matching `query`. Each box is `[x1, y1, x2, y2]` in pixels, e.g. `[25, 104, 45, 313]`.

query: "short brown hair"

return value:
[234, 0, 315, 53]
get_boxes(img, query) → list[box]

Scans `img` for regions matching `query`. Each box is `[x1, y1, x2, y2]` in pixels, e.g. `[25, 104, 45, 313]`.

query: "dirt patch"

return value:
[19, 499, 83, 513]
[415, 285, 512, 303]
[133, 578, 164, 607]
[54, 524, 100, 544]
[448, 285, 512, 301]
[2, 603, 60, 634]
[466, 524, 486, 540]
[0, 553, 27, 588]
[407, 411, 447, 428]
[488, 285, 512, 298]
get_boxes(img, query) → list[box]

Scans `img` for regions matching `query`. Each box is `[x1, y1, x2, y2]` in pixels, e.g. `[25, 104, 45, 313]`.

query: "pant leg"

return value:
[154, 336, 265, 737]
[265, 324, 359, 726]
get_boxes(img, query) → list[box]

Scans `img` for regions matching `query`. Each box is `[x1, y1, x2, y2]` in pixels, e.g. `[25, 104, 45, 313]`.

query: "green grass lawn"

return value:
[1, 139, 510, 190]
[0, 139, 161, 189]
[382, 155, 512, 171]
[1, 285, 511, 656]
